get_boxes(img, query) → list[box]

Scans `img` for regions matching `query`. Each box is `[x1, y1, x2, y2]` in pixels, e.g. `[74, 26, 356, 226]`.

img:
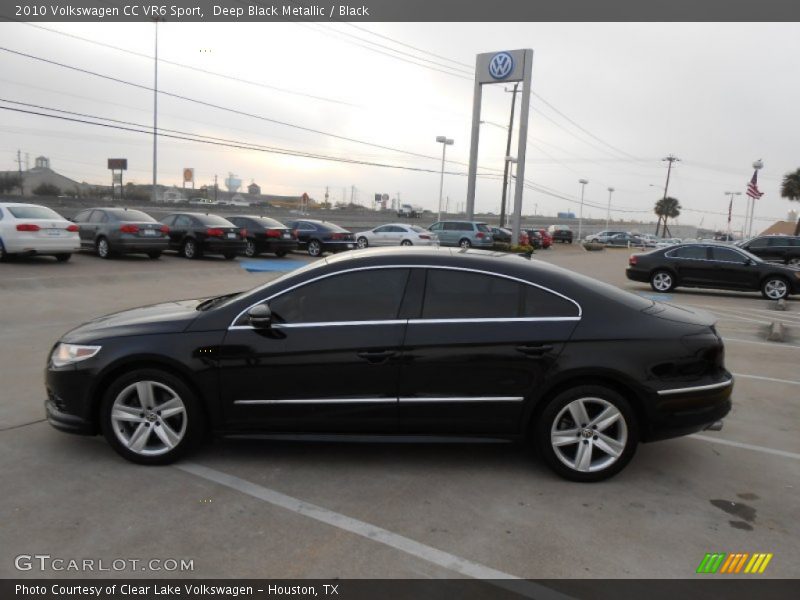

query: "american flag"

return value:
[747, 170, 764, 199]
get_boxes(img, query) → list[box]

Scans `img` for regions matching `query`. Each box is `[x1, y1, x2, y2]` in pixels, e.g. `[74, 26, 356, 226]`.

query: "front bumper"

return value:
[45, 398, 94, 435]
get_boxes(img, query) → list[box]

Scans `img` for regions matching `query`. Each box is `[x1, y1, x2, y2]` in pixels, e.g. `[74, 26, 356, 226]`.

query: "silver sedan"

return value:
[355, 223, 438, 248]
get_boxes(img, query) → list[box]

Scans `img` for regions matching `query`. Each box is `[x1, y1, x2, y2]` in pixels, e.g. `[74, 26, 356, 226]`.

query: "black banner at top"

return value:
[1, 0, 798, 23]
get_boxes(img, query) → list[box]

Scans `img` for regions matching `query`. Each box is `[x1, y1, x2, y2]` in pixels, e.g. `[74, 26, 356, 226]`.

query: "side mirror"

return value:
[248, 304, 272, 328]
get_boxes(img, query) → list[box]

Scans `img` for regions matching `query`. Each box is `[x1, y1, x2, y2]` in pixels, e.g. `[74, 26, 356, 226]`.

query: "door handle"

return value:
[357, 350, 397, 363]
[516, 344, 554, 356]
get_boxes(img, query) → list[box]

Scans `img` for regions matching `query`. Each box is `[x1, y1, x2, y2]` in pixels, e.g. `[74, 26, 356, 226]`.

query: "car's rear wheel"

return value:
[650, 270, 675, 292]
[401, 239, 413, 246]
[762, 277, 789, 300]
[100, 369, 203, 465]
[357, 237, 369, 249]
[536, 385, 638, 482]
[148, 251, 162, 260]
[244, 239, 257, 257]
[459, 238, 472, 248]
[182, 238, 199, 259]
[55, 253, 71, 262]
[307, 240, 322, 257]
[96, 237, 111, 259]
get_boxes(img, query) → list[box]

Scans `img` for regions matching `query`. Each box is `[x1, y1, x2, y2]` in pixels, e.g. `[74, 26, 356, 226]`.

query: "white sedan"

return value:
[0, 202, 81, 262]
[355, 223, 438, 248]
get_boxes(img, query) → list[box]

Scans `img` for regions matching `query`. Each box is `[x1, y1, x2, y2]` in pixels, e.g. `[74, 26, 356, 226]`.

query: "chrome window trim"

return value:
[233, 396, 525, 405]
[656, 378, 733, 396]
[399, 396, 524, 403]
[228, 264, 583, 330]
[664, 246, 752, 264]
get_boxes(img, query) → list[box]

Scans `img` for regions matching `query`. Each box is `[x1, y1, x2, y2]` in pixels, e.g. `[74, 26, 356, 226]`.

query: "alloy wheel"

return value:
[763, 278, 788, 300]
[401, 240, 413, 246]
[245, 240, 256, 257]
[550, 397, 628, 473]
[97, 238, 110, 258]
[652, 271, 673, 292]
[308, 240, 322, 257]
[460, 239, 472, 248]
[183, 240, 196, 259]
[357, 237, 369, 249]
[110, 381, 187, 457]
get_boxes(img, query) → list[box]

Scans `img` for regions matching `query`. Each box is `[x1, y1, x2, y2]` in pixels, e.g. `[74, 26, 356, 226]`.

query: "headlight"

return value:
[50, 343, 101, 367]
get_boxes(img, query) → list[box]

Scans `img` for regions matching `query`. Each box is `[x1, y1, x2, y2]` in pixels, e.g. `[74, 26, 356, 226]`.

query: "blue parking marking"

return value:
[240, 259, 305, 273]
[637, 292, 672, 301]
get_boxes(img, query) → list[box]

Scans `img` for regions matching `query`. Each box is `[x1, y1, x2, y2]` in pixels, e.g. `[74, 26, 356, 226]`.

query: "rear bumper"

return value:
[256, 239, 299, 253]
[202, 239, 247, 254]
[4, 236, 80, 254]
[113, 238, 169, 253]
[643, 375, 733, 442]
[321, 241, 356, 252]
[625, 267, 650, 283]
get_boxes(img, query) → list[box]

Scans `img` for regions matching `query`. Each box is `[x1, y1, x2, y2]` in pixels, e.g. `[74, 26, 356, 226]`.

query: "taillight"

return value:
[160, 225, 170, 234]
[240, 228, 248, 239]
[476, 232, 485, 239]
[629, 255, 638, 266]
[265, 229, 281, 238]
[418, 234, 431, 240]
[16, 224, 40, 231]
[66, 224, 79, 232]
[119, 224, 139, 233]
[331, 233, 345, 240]
[206, 228, 224, 237]
[292, 229, 298, 239]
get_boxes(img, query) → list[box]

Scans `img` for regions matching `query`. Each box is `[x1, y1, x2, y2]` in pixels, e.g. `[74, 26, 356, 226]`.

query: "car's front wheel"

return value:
[100, 369, 203, 465]
[762, 276, 789, 300]
[536, 385, 638, 482]
[650, 269, 675, 292]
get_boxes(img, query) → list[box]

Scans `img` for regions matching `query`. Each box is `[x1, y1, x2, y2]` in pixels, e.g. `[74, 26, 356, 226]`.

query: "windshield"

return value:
[8, 206, 63, 220]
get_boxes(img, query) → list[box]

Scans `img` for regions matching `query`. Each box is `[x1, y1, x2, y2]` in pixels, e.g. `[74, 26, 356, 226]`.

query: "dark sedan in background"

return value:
[227, 215, 298, 258]
[72, 207, 169, 259]
[45, 247, 731, 482]
[284, 219, 355, 257]
[160, 212, 246, 259]
[627, 242, 800, 299]
[738, 235, 800, 267]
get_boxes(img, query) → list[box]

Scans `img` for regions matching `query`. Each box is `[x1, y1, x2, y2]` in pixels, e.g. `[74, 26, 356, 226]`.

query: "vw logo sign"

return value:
[488, 52, 514, 80]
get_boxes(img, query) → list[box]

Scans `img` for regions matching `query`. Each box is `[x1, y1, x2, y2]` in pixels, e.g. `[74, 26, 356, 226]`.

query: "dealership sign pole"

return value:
[466, 49, 533, 245]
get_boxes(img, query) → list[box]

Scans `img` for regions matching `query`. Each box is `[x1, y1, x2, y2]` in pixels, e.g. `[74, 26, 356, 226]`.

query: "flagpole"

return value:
[748, 159, 764, 238]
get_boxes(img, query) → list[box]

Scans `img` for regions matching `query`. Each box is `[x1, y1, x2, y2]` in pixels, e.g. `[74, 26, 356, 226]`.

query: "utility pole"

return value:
[606, 187, 614, 232]
[500, 83, 519, 229]
[151, 19, 159, 204]
[658, 154, 680, 238]
[16, 150, 24, 196]
[350, 185, 355, 206]
[324, 186, 329, 208]
[213, 174, 218, 202]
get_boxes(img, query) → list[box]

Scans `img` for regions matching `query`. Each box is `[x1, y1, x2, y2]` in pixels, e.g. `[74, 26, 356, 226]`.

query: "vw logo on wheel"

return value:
[488, 52, 515, 80]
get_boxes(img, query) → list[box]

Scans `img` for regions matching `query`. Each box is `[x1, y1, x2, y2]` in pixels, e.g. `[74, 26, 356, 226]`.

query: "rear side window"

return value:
[269, 269, 410, 324]
[88, 211, 107, 223]
[73, 210, 91, 222]
[421, 270, 578, 320]
[161, 215, 176, 226]
[747, 238, 768, 248]
[7, 206, 63, 220]
[669, 246, 708, 259]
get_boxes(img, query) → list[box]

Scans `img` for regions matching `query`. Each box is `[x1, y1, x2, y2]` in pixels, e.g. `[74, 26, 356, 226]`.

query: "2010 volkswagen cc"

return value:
[45, 247, 732, 481]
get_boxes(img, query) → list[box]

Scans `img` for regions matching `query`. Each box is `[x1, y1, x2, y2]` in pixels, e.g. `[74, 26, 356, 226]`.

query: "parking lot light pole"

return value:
[436, 136, 454, 222]
[606, 187, 614, 232]
[578, 179, 589, 241]
[504, 156, 517, 228]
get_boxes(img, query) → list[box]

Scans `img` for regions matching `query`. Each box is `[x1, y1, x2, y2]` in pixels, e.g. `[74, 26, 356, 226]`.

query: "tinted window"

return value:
[457, 222, 473, 231]
[522, 286, 579, 318]
[174, 215, 193, 228]
[296, 222, 316, 231]
[476, 223, 491, 233]
[711, 247, 747, 263]
[7, 206, 63, 220]
[269, 269, 409, 324]
[195, 214, 234, 227]
[73, 210, 91, 222]
[669, 246, 708, 260]
[106, 209, 155, 222]
[790, 238, 800, 247]
[767, 237, 788, 247]
[429, 223, 443, 231]
[423, 270, 519, 319]
[161, 215, 176, 226]
[317, 222, 349, 233]
[88, 210, 107, 223]
[248, 216, 284, 228]
[747, 237, 768, 248]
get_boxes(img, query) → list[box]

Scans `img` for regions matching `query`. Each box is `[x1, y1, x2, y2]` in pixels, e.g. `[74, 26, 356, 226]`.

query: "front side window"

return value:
[373, 225, 391, 233]
[268, 269, 410, 324]
[747, 237, 768, 249]
[711, 247, 747, 263]
[428, 223, 443, 232]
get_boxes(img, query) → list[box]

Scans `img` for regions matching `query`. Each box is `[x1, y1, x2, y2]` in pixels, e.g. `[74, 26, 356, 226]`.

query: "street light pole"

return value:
[606, 187, 614, 232]
[578, 179, 588, 241]
[505, 156, 518, 229]
[436, 136, 454, 222]
[151, 19, 159, 204]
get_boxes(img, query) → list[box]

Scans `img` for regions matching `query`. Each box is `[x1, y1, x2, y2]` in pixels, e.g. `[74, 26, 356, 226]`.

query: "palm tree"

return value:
[781, 168, 800, 235]
[654, 196, 681, 237]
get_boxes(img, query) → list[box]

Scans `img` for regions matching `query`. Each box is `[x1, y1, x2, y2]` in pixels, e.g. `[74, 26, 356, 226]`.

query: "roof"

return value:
[760, 220, 798, 236]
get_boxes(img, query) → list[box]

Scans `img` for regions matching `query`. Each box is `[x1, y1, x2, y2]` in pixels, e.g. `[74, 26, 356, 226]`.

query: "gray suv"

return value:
[427, 221, 494, 248]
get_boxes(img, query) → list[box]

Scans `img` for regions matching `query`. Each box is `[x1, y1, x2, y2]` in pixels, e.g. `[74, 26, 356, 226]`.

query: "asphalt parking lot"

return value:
[1, 245, 798, 581]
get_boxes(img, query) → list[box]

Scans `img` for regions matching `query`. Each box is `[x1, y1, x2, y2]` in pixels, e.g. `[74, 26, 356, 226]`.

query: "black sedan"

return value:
[626, 243, 800, 300]
[283, 219, 356, 257]
[160, 212, 246, 260]
[226, 215, 298, 258]
[72, 207, 169, 259]
[45, 247, 732, 482]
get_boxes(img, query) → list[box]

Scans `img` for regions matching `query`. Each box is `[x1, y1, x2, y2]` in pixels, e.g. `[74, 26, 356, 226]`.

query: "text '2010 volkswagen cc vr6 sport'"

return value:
[45, 247, 732, 481]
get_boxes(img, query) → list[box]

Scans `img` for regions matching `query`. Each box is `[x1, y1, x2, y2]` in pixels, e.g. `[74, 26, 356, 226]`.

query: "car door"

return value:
[667, 245, 714, 285]
[397, 267, 580, 435]
[72, 209, 94, 249]
[370, 225, 392, 246]
[168, 215, 193, 249]
[219, 268, 412, 433]
[708, 246, 759, 289]
[428, 222, 445, 244]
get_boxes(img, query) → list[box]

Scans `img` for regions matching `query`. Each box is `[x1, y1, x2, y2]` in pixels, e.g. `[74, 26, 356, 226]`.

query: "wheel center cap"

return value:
[581, 428, 593, 439]
[145, 411, 157, 422]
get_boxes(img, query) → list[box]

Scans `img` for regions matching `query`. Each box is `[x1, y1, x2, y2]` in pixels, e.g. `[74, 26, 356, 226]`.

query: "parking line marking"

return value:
[690, 435, 800, 461]
[723, 337, 800, 350]
[732, 373, 800, 386]
[176, 463, 572, 600]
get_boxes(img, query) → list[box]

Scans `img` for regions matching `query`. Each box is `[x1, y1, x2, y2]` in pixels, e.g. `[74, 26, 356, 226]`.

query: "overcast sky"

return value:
[1, 21, 799, 230]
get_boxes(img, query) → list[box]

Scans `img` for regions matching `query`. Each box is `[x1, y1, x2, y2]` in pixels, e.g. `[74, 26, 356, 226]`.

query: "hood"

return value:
[61, 299, 202, 343]
[642, 302, 717, 328]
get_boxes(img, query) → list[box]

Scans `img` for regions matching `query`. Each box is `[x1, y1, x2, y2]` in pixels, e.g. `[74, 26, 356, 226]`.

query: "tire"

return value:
[357, 237, 369, 249]
[55, 253, 71, 263]
[95, 237, 111, 259]
[459, 238, 472, 249]
[0, 239, 7, 262]
[401, 239, 413, 246]
[223, 252, 237, 260]
[787, 257, 800, 268]
[148, 251, 162, 260]
[761, 276, 789, 300]
[536, 385, 638, 482]
[182, 238, 199, 259]
[244, 239, 257, 258]
[100, 368, 204, 465]
[275, 250, 288, 258]
[307, 240, 323, 257]
[650, 269, 675, 293]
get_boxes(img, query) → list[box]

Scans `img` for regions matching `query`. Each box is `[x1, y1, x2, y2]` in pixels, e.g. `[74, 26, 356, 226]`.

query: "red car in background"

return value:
[538, 229, 553, 249]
